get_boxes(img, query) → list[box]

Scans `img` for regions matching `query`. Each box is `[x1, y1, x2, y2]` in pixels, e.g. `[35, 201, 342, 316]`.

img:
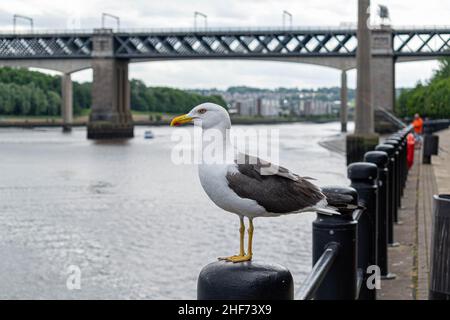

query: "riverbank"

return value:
[0, 114, 340, 128]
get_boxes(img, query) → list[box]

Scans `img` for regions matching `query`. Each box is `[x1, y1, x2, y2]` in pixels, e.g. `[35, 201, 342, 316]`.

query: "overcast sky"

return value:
[1, 0, 449, 89]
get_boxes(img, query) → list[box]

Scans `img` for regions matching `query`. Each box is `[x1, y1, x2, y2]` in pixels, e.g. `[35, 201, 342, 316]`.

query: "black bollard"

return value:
[375, 144, 398, 247]
[384, 139, 401, 220]
[348, 162, 378, 300]
[197, 260, 294, 300]
[387, 136, 404, 204]
[364, 151, 396, 280]
[312, 186, 358, 300]
[390, 134, 407, 194]
[429, 194, 450, 300]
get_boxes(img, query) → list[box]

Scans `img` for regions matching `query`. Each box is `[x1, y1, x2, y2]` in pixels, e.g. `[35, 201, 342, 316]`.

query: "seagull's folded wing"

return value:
[226, 153, 325, 214]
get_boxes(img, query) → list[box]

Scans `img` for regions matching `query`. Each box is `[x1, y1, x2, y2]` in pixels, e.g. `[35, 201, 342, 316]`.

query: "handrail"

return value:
[2, 24, 450, 36]
[298, 242, 339, 300]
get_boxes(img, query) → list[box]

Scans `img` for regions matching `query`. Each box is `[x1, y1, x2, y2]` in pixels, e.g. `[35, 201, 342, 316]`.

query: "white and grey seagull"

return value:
[170, 103, 342, 263]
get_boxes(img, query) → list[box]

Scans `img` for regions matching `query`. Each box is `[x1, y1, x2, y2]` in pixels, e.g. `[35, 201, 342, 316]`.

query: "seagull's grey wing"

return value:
[226, 158, 325, 214]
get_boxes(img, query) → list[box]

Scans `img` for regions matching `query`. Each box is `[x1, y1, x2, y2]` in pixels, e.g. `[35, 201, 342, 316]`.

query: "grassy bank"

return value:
[0, 111, 339, 127]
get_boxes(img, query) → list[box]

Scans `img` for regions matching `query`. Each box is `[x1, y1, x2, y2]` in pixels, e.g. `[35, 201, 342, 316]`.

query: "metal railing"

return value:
[296, 126, 413, 300]
[2, 24, 450, 36]
[297, 243, 339, 300]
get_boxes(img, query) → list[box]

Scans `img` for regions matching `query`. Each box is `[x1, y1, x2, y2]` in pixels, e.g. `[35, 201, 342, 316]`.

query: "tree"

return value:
[396, 57, 450, 118]
[0, 66, 227, 117]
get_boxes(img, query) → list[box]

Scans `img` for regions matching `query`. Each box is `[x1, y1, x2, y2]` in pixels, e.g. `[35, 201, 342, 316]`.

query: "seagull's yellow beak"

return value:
[170, 114, 193, 127]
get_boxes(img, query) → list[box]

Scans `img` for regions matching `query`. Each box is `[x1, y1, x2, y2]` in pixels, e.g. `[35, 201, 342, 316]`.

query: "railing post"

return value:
[364, 151, 396, 280]
[375, 144, 398, 247]
[312, 186, 358, 300]
[390, 133, 407, 193]
[389, 136, 404, 206]
[348, 162, 379, 300]
[384, 139, 401, 221]
[197, 261, 294, 300]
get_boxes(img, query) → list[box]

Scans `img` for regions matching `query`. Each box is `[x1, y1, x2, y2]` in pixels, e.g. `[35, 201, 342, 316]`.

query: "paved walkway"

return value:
[379, 129, 450, 300]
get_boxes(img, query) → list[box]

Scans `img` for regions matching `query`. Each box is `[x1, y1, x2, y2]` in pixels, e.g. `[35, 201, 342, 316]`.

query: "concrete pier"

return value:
[87, 29, 134, 139]
[61, 73, 73, 132]
[340, 70, 348, 133]
[371, 27, 395, 113]
[346, 0, 379, 164]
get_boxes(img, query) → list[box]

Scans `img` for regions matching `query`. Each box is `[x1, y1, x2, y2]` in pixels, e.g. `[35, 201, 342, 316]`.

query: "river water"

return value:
[0, 122, 351, 299]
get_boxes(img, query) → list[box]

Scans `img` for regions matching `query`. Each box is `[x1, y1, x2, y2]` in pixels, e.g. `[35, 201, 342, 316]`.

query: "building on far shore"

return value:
[298, 99, 339, 116]
[231, 97, 281, 117]
[190, 86, 350, 118]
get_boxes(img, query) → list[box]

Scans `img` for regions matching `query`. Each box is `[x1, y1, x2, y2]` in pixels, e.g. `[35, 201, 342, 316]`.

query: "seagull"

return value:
[170, 103, 342, 263]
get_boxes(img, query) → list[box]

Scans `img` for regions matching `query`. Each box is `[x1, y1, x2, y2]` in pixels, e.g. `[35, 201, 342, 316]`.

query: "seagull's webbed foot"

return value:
[221, 254, 252, 263]
[218, 254, 240, 261]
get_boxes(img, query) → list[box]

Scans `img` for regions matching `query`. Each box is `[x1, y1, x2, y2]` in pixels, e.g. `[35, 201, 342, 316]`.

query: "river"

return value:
[0, 122, 351, 299]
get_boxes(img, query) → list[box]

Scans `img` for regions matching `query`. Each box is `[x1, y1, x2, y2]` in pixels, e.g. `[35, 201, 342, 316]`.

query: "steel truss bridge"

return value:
[0, 27, 450, 60]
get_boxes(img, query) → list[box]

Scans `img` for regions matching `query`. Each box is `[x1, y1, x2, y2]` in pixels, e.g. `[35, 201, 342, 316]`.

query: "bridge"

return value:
[1, 26, 450, 138]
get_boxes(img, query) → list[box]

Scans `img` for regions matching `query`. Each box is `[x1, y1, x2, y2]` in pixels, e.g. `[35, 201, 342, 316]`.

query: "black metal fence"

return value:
[297, 126, 412, 300]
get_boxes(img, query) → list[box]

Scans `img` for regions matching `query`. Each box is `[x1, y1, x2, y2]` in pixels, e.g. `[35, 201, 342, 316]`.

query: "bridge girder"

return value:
[1, 28, 450, 60]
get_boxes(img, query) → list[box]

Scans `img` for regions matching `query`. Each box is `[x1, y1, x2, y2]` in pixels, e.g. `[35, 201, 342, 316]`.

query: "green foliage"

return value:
[396, 57, 450, 118]
[0, 67, 90, 116]
[0, 67, 226, 117]
[130, 79, 227, 114]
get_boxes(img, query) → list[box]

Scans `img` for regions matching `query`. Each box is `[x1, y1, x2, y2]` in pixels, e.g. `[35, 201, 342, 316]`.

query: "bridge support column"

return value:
[87, 29, 133, 139]
[61, 73, 73, 132]
[371, 27, 398, 133]
[371, 27, 395, 113]
[346, 0, 379, 165]
[340, 70, 348, 133]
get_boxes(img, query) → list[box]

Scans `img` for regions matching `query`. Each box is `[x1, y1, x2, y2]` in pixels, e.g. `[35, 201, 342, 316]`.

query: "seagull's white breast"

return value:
[198, 163, 267, 217]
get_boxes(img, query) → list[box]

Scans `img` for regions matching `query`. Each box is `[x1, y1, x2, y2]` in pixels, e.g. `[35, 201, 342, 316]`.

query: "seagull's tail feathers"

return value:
[312, 198, 341, 216]
[315, 206, 341, 216]
[320, 189, 365, 214]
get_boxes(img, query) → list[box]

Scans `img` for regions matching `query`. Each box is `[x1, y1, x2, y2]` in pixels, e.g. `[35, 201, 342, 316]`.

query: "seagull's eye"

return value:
[198, 108, 207, 114]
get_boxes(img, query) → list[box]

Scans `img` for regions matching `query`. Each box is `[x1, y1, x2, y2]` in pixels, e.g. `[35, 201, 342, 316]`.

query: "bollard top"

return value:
[384, 139, 400, 148]
[364, 151, 388, 168]
[321, 185, 358, 216]
[375, 144, 395, 157]
[347, 162, 378, 181]
[386, 134, 403, 143]
[197, 260, 294, 300]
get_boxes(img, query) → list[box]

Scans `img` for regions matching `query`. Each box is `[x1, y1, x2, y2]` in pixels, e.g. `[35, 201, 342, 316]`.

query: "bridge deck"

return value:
[1, 27, 450, 60]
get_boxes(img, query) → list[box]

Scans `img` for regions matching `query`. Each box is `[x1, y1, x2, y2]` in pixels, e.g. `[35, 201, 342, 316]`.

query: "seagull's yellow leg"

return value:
[226, 217, 253, 263]
[218, 216, 246, 261]
[238, 216, 246, 256]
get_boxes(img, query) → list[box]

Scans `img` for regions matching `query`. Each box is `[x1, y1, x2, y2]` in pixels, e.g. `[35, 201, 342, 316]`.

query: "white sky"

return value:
[1, 0, 448, 89]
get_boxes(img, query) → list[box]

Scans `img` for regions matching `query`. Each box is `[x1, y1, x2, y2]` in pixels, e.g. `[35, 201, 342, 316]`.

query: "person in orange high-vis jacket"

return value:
[412, 113, 423, 135]
[412, 113, 424, 147]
